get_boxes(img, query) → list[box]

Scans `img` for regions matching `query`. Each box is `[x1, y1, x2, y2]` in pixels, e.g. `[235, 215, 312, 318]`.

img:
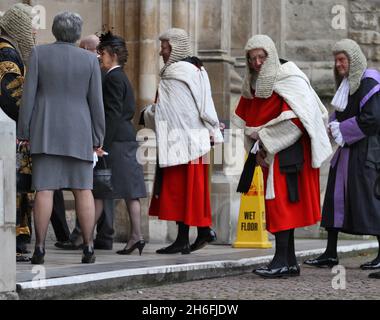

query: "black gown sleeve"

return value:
[357, 78, 380, 136]
[0, 45, 25, 122]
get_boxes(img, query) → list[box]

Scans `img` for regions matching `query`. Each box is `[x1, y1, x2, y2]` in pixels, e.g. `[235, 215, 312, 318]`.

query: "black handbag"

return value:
[93, 156, 113, 197]
[16, 143, 33, 193]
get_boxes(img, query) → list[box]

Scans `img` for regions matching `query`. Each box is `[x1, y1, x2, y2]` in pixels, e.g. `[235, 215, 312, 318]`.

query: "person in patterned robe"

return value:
[0, 3, 35, 261]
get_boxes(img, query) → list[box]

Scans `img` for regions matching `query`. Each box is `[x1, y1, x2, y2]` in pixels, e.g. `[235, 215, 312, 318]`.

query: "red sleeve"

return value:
[235, 97, 250, 123]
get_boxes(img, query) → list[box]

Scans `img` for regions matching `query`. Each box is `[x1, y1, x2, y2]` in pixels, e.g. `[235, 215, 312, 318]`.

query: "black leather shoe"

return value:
[368, 271, 380, 279]
[81, 246, 96, 264]
[253, 266, 289, 278]
[55, 240, 83, 250]
[16, 253, 31, 262]
[360, 260, 380, 270]
[252, 265, 269, 273]
[190, 229, 217, 252]
[31, 247, 45, 265]
[156, 242, 191, 254]
[303, 257, 338, 268]
[288, 264, 301, 276]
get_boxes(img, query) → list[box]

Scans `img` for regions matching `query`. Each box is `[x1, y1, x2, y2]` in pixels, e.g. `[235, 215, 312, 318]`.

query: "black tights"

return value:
[317, 229, 339, 259]
[319, 231, 380, 262]
[269, 229, 297, 269]
[173, 222, 190, 245]
[173, 223, 212, 245]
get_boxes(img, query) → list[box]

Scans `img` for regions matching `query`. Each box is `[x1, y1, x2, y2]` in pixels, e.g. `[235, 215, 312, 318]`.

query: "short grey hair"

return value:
[52, 11, 83, 43]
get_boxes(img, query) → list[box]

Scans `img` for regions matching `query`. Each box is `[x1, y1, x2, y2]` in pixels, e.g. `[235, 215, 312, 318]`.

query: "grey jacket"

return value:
[17, 42, 105, 162]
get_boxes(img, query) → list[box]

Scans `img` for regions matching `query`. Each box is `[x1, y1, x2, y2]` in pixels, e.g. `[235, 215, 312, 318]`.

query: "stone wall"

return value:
[29, 0, 103, 45]
[349, 0, 380, 66]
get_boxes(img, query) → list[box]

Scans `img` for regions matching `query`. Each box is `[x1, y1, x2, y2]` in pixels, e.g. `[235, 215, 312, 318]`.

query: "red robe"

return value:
[235, 93, 321, 233]
[149, 158, 212, 227]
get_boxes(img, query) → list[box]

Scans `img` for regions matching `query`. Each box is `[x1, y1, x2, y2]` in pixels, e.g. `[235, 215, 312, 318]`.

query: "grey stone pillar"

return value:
[139, 0, 159, 107]
[172, 0, 197, 53]
[196, 0, 243, 244]
[0, 109, 16, 295]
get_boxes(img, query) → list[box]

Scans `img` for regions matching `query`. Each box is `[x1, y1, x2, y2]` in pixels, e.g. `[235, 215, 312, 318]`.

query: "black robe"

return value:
[0, 37, 32, 246]
[0, 37, 25, 121]
[322, 77, 380, 236]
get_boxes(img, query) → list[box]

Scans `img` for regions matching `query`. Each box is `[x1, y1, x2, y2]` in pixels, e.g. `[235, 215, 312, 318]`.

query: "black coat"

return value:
[102, 67, 137, 150]
[322, 77, 380, 236]
[96, 67, 146, 200]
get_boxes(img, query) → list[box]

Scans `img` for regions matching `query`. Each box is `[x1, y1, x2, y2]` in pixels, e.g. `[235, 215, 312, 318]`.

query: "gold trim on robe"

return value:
[0, 61, 22, 96]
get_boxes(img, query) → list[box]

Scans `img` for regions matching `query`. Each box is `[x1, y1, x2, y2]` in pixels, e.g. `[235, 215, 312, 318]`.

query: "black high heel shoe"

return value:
[116, 240, 145, 256]
[31, 247, 45, 265]
[81, 245, 96, 264]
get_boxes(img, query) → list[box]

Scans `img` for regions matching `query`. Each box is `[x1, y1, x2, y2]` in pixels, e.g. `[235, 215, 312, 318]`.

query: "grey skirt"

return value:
[32, 154, 93, 191]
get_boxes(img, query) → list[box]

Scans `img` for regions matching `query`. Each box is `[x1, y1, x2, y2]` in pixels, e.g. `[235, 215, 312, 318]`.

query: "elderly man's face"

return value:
[335, 52, 350, 78]
[247, 48, 267, 73]
[160, 40, 171, 64]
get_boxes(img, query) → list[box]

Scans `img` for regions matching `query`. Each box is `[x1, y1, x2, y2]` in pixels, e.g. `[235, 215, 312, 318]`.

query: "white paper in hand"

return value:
[93, 152, 98, 168]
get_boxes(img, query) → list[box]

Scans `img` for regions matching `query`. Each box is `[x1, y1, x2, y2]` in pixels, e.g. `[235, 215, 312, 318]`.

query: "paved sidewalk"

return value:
[16, 239, 378, 299]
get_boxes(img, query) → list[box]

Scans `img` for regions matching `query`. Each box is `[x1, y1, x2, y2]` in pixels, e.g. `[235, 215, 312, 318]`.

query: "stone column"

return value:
[196, 0, 242, 244]
[139, 0, 159, 107]
[102, 0, 125, 37]
[172, 0, 197, 54]
[172, 0, 188, 30]
[28, 0, 103, 44]
[133, 0, 160, 242]
[0, 109, 16, 297]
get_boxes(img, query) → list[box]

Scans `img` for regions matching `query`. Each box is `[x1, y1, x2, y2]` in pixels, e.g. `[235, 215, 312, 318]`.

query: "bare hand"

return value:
[256, 149, 269, 168]
[94, 147, 107, 157]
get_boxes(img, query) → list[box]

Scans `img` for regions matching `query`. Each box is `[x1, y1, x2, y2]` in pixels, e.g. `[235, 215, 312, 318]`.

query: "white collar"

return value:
[331, 77, 350, 112]
[107, 65, 122, 74]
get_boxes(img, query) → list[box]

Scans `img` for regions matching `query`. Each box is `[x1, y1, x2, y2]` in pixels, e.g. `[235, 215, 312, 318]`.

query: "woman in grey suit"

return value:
[17, 12, 105, 264]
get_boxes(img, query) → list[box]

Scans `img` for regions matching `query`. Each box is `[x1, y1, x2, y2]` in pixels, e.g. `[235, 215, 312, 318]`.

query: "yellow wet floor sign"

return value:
[233, 166, 272, 248]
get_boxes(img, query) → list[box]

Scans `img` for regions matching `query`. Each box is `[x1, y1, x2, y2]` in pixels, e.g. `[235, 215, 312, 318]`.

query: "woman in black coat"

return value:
[95, 32, 147, 255]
